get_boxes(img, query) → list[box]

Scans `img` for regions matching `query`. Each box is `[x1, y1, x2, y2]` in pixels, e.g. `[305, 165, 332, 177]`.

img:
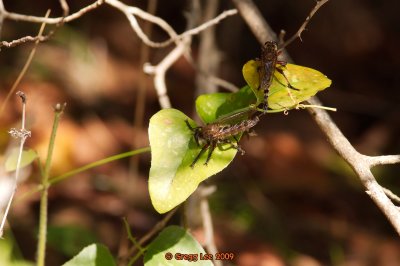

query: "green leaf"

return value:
[242, 60, 332, 110]
[195, 85, 257, 123]
[5, 148, 37, 172]
[149, 109, 236, 213]
[62, 244, 115, 266]
[144, 226, 213, 266]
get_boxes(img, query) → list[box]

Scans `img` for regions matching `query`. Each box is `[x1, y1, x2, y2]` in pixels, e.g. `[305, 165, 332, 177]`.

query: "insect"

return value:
[257, 41, 299, 111]
[186, 108, 261, 168]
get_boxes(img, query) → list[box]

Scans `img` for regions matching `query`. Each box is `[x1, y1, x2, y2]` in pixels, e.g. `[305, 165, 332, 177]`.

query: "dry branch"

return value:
[231, 0, 400, 235]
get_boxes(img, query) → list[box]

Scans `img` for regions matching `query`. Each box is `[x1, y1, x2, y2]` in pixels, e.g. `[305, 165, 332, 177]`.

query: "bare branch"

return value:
[366, 155, 400, 167]
[106, 0, 236, 48]
[105, 0, 178, 48]
[232, 0, 400, 235]
[308, 97, 400, 234]
[199, 185, 221, 266]
[0, 0, 70, 49]
[142, 1, 199, 109]
[59, 0, 70, 18]
[143, 41, 189, 108]
[2, 0, 104, 24]
[177, 9, 237, 47]
[0, 35, 50, 48]
[382, 187, 400, 205]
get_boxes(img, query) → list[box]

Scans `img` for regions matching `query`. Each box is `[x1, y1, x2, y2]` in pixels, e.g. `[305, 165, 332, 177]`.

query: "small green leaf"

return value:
[242, 60, 332, 110]
[5, 149, 37, 172]
[144, 226, 213, 266]
[62, 244, 115, 266]
[195, 85, 257, 123]
[149, 109, 236, 213]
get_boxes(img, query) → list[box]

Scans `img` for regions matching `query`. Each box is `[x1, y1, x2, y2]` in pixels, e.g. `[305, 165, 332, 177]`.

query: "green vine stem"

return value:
[16, 147, 151, 204]
[37, 103, 66, 266]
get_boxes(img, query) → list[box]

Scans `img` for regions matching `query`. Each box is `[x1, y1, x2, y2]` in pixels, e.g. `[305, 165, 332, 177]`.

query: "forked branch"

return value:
[231, 0, 400, 234]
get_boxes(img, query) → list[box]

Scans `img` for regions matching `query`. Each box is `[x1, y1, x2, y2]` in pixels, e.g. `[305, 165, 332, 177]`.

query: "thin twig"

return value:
[175, 9, 237, 48]
[59, 0, 70, 18]
[366, 155, 400, 167]
[2, 0, 104, 24]
[121, 218, 146, 266]
[199, 186, 221, 266]
[0, 92, 31, 238]
[106, 0, 236, 48]
[0, 0, 69, 49]
[1, 0, 234, 49]
[382, 187, 400, 205]
[143, 42, 188, 108]
[123, 208, 178, 263]
[280, 0, 330, 50]
[0, 10, 50, 116]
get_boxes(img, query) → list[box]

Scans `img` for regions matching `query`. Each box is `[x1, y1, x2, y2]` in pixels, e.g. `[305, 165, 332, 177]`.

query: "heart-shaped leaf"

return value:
[149, 109, 236, 214]
[242, 60, 332, 110]
[144, 226, 213, 266]
[62, 244, 115, 266]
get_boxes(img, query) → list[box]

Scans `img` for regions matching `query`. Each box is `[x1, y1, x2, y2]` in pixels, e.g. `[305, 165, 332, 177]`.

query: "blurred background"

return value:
[0, 0, 399, 265]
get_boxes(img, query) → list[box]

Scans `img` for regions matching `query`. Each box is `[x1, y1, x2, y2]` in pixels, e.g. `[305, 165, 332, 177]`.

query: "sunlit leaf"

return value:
[5, 149, 37, 172]
[62, 244, 115, 266]
[149, 109, 236, 214]
[144, 226, 213, 266]
[242, 60, 332, 110]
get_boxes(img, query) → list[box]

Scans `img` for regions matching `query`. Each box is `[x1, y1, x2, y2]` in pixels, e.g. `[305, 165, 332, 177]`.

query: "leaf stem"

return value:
[37, 103, 66, 266]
